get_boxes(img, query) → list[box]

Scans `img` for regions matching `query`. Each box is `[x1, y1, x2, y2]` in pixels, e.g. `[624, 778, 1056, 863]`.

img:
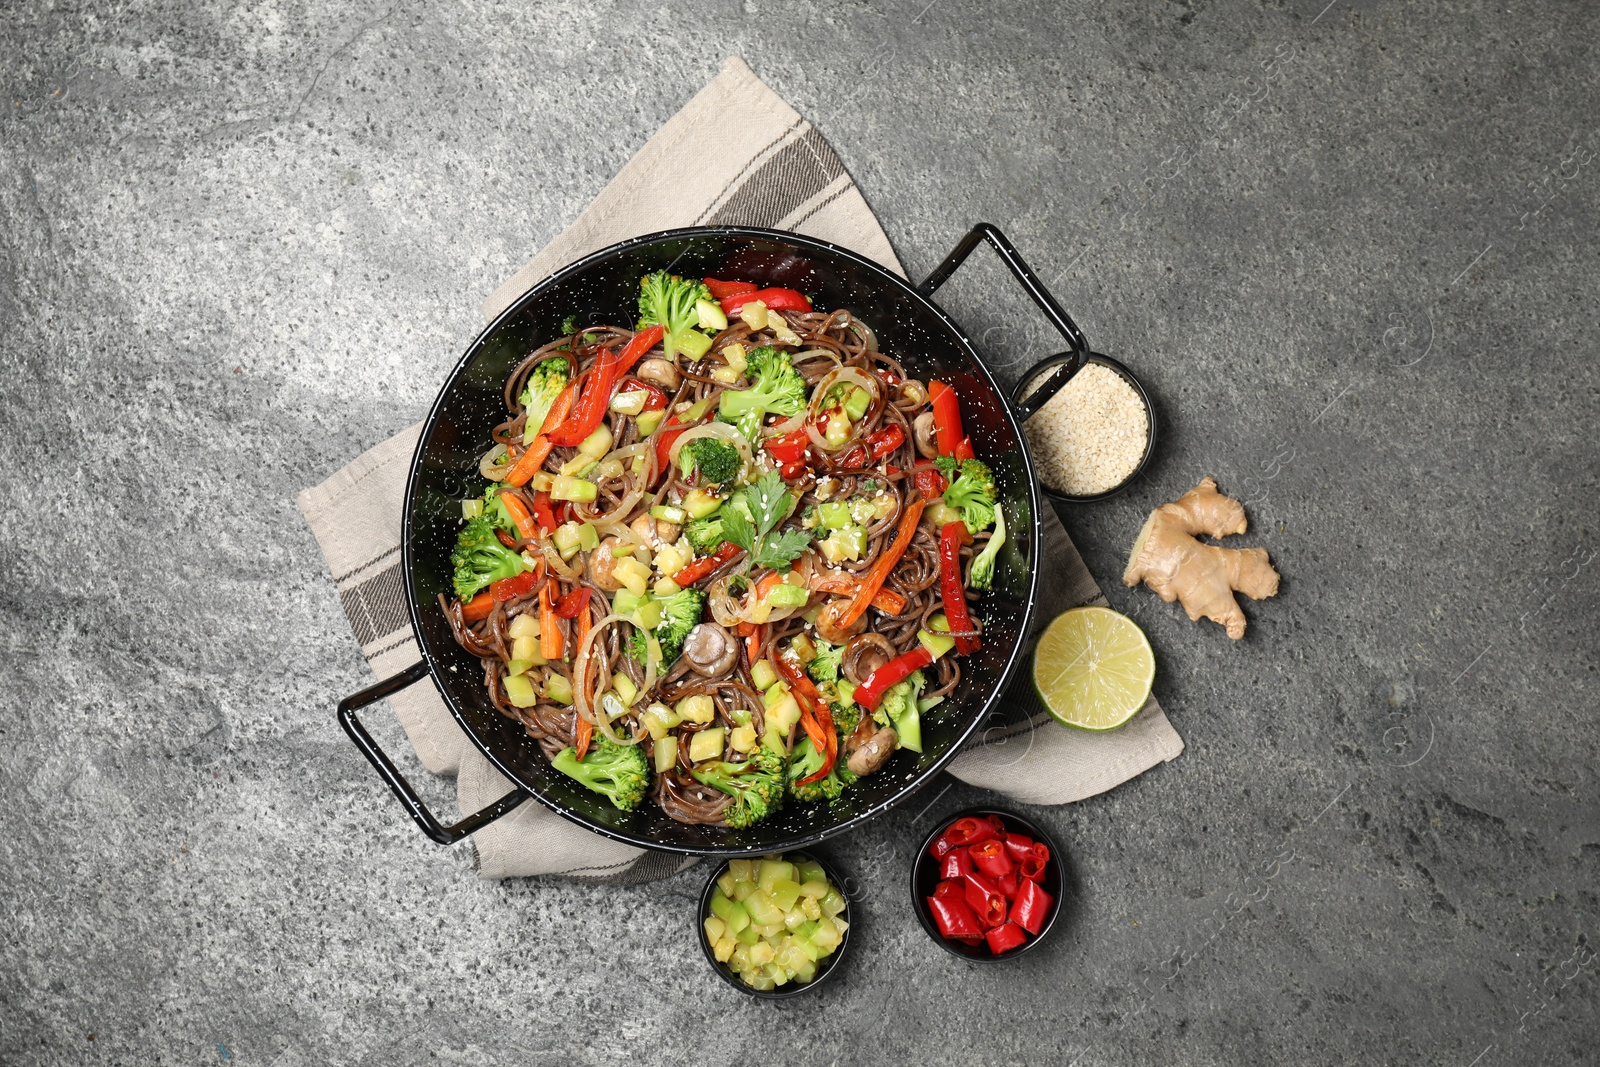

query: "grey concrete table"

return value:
[3, 1, 1596, 1064]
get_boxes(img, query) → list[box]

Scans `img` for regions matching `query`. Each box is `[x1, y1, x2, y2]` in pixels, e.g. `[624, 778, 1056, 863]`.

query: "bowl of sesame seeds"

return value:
[1013, 352, 1155, 503]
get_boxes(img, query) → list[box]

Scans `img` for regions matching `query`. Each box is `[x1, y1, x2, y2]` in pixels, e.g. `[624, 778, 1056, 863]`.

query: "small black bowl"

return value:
[910, 808, 1064, 962]
[697, 851, 853, 998]
[1013, 351, 1157, 504]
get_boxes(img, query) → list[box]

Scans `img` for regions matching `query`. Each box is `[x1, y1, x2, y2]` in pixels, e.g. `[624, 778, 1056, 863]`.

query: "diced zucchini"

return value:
[502, 672, 538, 708]
[578, 522, 600, 552]
[761, 681, 790, 708]
[650, 504, 687, 525]
[744, 888, 784, 926]
[505, 658, 533, 677]
[720, 343, 747, 374]
[612, 672, 639, 707]
[510, 633, 541, 664]
[817, 501, 852, 530]
[757, 859, 796, 889]
[507, 612, 540, 640]
[636, 409, 666, 436]
[552, 522, 583, 555]
[918, 627, 957, 659]
[688, 726, 726, 763]
[682, 488, 723, 520]
[640, 702, 681, 740]
[835, 679, 856, 707]
[709, 364, 742, 385]
[766, 582, 809, 608]
[738, 300, 769, 330]
[678, 330, 714, 360]
[747, 941, 776, 967]
[633, 598, 663, 630]
[926, 501, 963, 529]
[818, 524, 867, 564]
[842, 385, 870, 421]
[578, 424, 614, 459]
[750, 659, 778, 691]
[800, 896, 822, 922]
[461, 498, 484, 520]
[612, 588, 646, 616]
[704, 915, 727, 944]
[713, 934, 736, 962]
[794, 859, 827, 885]
[528, 471, 555, 493]
[769, 878, 802, 911]
[784, 907, 807, 932]
[544, 673, 573, 705]
[695, 297, 729, 331]
[652, 540, 691, 577]
[550, 475, 598, 503]
[767, 694, 800, 734]
[653, 735, 677, 774]
[611, 390, 649, 416]
[767, 311, 802, 347]
[729, 724, 757, 753]
[557, 453, 596, 478]
[823, 413, 852, 449]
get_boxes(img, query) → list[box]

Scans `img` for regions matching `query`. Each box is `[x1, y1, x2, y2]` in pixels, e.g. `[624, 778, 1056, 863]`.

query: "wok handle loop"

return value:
[918, 223, 1090, 418]
[338, 660, 529, 845]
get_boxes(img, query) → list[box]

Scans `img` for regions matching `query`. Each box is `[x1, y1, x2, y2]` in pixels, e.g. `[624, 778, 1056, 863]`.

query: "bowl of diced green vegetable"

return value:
[699, 851, 852, 997]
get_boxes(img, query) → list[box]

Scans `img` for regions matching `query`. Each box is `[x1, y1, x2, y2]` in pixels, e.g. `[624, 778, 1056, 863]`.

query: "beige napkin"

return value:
[297, 57, 1183, 883]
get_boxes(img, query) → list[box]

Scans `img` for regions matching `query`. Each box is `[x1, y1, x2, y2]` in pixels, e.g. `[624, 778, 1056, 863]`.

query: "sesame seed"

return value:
[1024, 362, 1149, 496]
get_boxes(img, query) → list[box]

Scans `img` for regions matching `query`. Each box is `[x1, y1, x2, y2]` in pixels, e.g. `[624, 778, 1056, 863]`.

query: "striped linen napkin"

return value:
[297, 57, 1183, 883]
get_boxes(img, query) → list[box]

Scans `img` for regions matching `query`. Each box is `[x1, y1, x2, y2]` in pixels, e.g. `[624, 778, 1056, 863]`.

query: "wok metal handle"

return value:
[338, 660, 529, 845]
[918, 223, 1090, 418]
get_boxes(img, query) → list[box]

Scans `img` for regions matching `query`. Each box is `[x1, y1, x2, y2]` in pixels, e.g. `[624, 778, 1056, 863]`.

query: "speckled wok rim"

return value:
[342, 223, 1093, 854]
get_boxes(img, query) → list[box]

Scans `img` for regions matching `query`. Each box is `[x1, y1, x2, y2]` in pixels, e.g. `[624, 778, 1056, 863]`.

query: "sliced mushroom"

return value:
[587, 537, 625, 592]
[842, 633, 895, 686]
[912, 411, 939, 459]
[681, 622, 738, 676]
[636, 357, 682, 391]
[815, 599, 868, 645]
[847, 724, 898, 776]
[845, 713, 877, 754]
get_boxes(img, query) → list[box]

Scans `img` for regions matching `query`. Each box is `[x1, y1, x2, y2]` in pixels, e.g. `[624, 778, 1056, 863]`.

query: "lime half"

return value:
[1033, 607, 1155, 731]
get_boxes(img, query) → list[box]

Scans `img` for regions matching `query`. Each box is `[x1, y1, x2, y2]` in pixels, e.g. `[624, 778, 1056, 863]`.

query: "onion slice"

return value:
[804, 366, 884, 452]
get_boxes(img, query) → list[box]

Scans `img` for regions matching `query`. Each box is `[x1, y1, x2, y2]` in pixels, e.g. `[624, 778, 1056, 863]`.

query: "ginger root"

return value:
[1122, 477, 1279, 639]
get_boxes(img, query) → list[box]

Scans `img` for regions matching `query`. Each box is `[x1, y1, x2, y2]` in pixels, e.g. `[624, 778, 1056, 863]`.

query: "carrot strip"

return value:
[539, 580, 563, 661]
[745, 623, 765, 665]
[506, 379, 578, 487]
[809, 572, 907, 615]
[573, 601, 594, 760]
[461, 592, 495, 622]
[835, 497, 925, 630]
[499, 492, 539, 541]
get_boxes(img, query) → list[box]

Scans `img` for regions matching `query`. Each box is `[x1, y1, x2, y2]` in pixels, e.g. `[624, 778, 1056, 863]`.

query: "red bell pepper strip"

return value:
[837, 423, 905, 469]
[1002, 833, 1036, 863]
[832, 496, 925, 630]
[984, 921, 1028, 955]
[554, 587, 592, 620]
[939, 521, 982, 655]
[505, 379, 578, 486]
[912, 462, 947, 502]
[615, 324, 664, 377]
[1019, 841, 1051, 883]
[488, 570, 537, 603]
[853, 646, 934, 712]
[926, 380, 965, 456]
[720, 286, 812, 316]
[764, 428, 809, 466]
[546, 348, 621, 447]
[460, 592, 495, 622]
[994, 870, 1020, 900]
[929, 815, 999, 857]
[939, 847, 972, 882]
[703, 277, 758, 301]
[963, 870, 1007, 928]
[775, 652, 838, 786]
[672, 541, 743, 587]
[1012, 877, 1053, 935]
[926, 894, 984, 940]
[527, 491, 558, 534]
[969, 838, 1015, 880]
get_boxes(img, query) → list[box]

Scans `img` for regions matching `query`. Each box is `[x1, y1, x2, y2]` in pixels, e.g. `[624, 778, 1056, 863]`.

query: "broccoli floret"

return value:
[681, 436, 742, 486]
[717, 347, 807, 436]
[638, 271, 715, 361]
[829, 694, 861, 736]
[969, 506, 1007, 591]
[628, 587, 707, 666]
[938, 457, 998, 534]
[786, 736, 858, 803]
[450, 515, 529, 601]
[872, 669, 926, 753]
[481, 485, 518, 534]
[807, 638, 843, 685]
[691, 747, 786, 828]
[684, 514, 727, 554]
[549, 735, 649, 812]
[518, 356, 572, 443]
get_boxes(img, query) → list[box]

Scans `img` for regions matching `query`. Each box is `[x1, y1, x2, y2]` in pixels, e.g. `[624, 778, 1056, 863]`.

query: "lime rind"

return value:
[1032, 606, 1155, 731]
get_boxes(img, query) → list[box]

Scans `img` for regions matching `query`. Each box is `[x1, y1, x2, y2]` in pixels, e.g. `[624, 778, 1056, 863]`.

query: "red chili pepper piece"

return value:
[1012, 877, 1053, 935]
[994, 870, 1020, 900]
[962, 870, 1007, 928]
[720, 286, 812, 316]
[930, 815, 999, 858]
[926, 380, 965, 456]
[939, 847, 972, 882]
[553, 587, 592, 620]
[926, 895, 984, 940]
[969, 838, 1015, 880]
[982, 814, 1007, 837]
[488, 570, 537, 603]
[837, 423, 905, 469]
[1019, 841, 1051, 883]
[912, 463, 947, 502]
[703, 277, 759, 301]
[938, 522, 982, 655]
[984, 921, 1028, 955]
[854, 645, 934, 712]
[531, 491, 559, 533]
[672, 541, 742, 587]
[1002, 833, 1035, 863]
[932, 878, 965, 902]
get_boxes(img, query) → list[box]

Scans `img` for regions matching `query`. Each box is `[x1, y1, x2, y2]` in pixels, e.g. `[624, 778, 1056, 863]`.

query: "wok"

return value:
[337, 224, 1089, 856]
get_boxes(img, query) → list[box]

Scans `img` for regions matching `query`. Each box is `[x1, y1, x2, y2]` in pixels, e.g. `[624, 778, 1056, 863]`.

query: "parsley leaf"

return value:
[751, 528, 813, 571]
[745, 470, 791, 536]
[719, 504, 755, 555]
[718, 470, 812, 573]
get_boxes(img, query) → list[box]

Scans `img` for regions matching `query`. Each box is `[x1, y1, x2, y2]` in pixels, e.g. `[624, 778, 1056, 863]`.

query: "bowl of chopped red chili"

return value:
[910, 808, 1062, 960]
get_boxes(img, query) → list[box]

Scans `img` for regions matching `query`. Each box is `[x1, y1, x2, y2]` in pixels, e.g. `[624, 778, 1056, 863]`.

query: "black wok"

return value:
[337, 224, 1089, 856]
